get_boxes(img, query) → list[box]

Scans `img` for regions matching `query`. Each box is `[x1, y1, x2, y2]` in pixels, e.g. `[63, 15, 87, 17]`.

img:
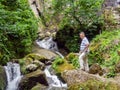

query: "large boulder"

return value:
[62, 69, 120, 87]
[32, 43, 58, 60]
[19, 69, 48, 90]
[19, 53, 52, 74]
[0, 66, 7, 90]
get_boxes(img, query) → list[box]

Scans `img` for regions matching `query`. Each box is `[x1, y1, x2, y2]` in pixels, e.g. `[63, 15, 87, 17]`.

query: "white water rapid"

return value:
[36, 37, 59, 51]
[4, 62, 22, 90]
[36, 37, 67, 89]
[44, 66, 67, 89]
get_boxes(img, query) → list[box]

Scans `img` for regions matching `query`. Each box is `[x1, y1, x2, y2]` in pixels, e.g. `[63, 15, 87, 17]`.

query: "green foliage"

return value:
[52, 53, 79, 73]
[53, 0, 104, 52]
[89, 30, 120, 77]
[52, 57, 65, 69]
[52, 0, 104, 29]
[0, 0, 38, 65]
[66, 53, 80, 68]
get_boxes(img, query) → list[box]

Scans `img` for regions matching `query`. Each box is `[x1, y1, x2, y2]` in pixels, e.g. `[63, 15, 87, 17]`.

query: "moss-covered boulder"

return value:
[52, 53, 80, 73]
[19, 53, 48, 74]
[19, 69, 48, 90]
[52, 57, 75, 73]
[0, 65, 7, 90]
[69, 80, 120, 90]
[61, 69, 120, 87]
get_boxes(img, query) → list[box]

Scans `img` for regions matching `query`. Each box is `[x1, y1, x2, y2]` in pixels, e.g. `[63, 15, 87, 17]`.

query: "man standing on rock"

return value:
[79, 32, 89, 72]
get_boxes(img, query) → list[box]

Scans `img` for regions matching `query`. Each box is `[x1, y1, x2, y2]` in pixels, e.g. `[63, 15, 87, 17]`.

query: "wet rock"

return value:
[33, 60, 45, 70]
[115, 62, 120, 73]
[89, 63, 103, 75]
[0, 66, 7, 90]
[19, 69, 48, 90]
[26, 64, 38, 72]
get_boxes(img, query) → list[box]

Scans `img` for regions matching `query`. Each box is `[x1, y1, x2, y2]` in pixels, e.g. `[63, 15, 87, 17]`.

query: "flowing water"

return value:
[4, 62, 22, 90]
[3, 37, 67, 90]
[36, 37, 64, 58]
[36, 37, 59, 51]
[44, 66, 67, 90]
[36, 37, 67, 89]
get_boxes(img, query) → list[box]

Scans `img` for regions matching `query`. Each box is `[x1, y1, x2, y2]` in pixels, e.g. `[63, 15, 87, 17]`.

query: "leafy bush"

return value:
[52, 57, 65, 70]
[66, 53, 80, 68]
[0, 0, 38, 65]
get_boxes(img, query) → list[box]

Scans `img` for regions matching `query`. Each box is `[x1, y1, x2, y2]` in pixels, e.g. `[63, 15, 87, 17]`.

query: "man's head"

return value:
[79, 32, 85, 39]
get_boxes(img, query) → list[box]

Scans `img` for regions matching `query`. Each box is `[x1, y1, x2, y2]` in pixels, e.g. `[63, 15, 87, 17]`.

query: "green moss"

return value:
[25, 53, 48, 62]
[69, 80, 120, 90]
[52, 57, 75, 73]
[52, 53, 80, 73]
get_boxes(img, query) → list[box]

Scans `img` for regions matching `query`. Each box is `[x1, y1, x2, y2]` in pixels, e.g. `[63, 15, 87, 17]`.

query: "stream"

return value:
[4, 37, 67, 90]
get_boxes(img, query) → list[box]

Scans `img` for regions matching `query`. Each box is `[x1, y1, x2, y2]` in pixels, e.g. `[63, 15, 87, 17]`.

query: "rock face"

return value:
[0, 66, 7, 90]
[19, 70, 48, 90]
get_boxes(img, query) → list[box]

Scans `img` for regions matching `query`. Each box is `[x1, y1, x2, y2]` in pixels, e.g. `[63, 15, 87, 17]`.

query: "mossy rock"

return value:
[24, 53, 48, 63]
[31, 83, 47, 90]
[52, 57, 75, 73]
[69, 80, 120, 90]
[0, 66, 7, 90]
[19, 53, 48, 74]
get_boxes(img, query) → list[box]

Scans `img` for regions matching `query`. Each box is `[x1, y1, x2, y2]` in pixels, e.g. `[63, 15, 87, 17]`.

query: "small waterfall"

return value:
[36, 37, 64, 58]
[4, 62, 22, 90]
[36, 37, 59, 51]
[44, 66, 67, 89]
